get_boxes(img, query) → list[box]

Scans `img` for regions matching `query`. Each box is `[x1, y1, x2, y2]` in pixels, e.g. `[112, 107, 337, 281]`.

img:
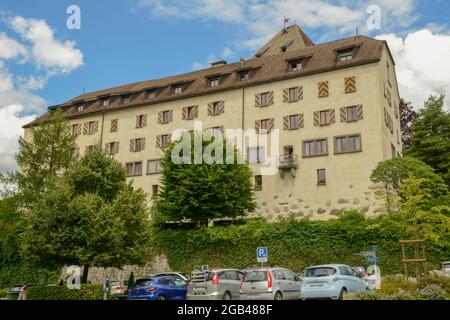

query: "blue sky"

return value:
[0, 0, 450, 172]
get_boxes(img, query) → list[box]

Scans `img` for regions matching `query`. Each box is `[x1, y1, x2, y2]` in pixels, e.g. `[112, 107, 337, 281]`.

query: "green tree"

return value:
[405, 95, 450, 186]
[12, 109, 75, 211]
[21, 148, 151, 283]
[370, 157, 448, 211]
[156, 133, 256, 227]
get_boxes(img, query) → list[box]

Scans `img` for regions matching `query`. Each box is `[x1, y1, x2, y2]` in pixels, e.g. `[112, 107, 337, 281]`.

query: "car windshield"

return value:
[306, 267, 337, 277]
[134, 279, 153, 287]
[243, 271, 268, 282]
[443, 263, 450, 269]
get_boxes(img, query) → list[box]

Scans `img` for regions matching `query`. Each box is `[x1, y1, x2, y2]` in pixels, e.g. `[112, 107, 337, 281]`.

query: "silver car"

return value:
[187, 267, 244, 300]
[240, 267, 302, 300]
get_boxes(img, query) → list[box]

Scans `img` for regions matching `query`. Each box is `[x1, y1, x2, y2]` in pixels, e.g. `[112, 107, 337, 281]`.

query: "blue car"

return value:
[128, 275, 187, 300]
[300, 264, 368, 300]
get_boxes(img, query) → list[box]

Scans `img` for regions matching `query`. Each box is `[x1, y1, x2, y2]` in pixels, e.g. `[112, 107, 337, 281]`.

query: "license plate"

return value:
[309, 283, 323, 287]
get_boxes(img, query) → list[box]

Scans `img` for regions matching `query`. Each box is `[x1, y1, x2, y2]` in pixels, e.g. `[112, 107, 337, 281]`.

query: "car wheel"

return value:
[157, 295, 166, 301]
[274, 291, 283, 300]
[338, 288, 347, 300]
[222, 292, 232, 300]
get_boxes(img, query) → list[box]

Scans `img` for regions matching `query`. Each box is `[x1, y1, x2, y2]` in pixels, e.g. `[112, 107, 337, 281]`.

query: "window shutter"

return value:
[299, 114, 304, 128]
[283, 89, 289, 102]
[114, 142, 119, 154]
[219, 100, 225, 113]
[219, 126, 224, 134]
[110, 119, 118, 132]
[93, 121, 99, 133]
[340, 107, 347, 122]
[156, 135, 161, 148]
[169, 110, 173, 122]
[268, 118, 274, 132]
[268, 91, 274, 105]
[158, 112, 162, 124]
[135, 115, 140, 128]
[105, 143, 110, 154]
[83, 123, 88, 135]
[129, 139, 135, 152]
[194, 105, 199, 118]
[182, 107, 187, 120]
[143, 115, 147, 127]
[318, 81, 329, 97]
[329, 109, 335, 124]
[141, 138, 145, 151]
[73, 147, 80, 159]
[357, 105, 364, 120]
[313, 111, 320, 126]
[298, 86, 303, 100]
[167, 134, 172, 142]
[207, 102, 213, 115]
[345, 76, 356, 93]
[283, 115, 290, 130]
[255, 93, 261, 108]
[255, 120, 261, 133]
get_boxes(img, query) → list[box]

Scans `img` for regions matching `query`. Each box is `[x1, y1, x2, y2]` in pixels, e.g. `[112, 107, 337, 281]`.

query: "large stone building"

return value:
[24, 25, 402, 220]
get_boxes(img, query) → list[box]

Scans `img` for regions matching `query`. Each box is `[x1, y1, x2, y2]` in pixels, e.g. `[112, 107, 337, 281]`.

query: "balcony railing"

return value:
[279, 154, 298, 169]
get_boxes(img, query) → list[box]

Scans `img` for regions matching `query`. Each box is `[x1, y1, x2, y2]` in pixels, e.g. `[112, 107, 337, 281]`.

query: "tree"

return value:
[21, 148, 151, 283]
[405, 95, 450, 186]
[370, 157, 448, 211]
[12, 109, 75, 211]
[156, 133, 256, 227]
[399, 98, 418, 149]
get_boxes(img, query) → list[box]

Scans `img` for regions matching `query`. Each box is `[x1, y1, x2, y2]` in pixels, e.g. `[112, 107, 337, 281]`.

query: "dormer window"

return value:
[337, 49, 354, 62]
[122, 94, 131, 105]
[75, 104, 84, 112]
[289, 59, 303, 72]
[173, 85, 183, 94]
[101, 98, 109, 107]
[209, 77, 219, 87]
[238, 70, 250, 81]
[147, 89, 156, 100]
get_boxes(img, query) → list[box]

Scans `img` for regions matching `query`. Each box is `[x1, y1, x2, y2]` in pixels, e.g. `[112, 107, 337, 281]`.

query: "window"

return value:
[173, 85, 182, 94]
[289, 87, 299, 102]
[209, 126, 223, 137]
[289, 115, 300, 130]
[71, 124, 81, 136]
[136, 114, 146, 128]
[86, 145, 96, 154]
[317, 169, 326, 185]
[391, 144, 396, 159]
[238, 70, 250, 81]
[122, 95, 131, 105]
[260, 92, 270, 107]
[334, 134, 362, 154]
[212, 101, 221, 115]
[337, 49, 353, 62]
[320, 110, 331, 126]
[160, 134, 170, 148]
[260, 119, 272, 133]
[87, 121, 97, 134]
[209, 77, 219, 87]
[101, 98, 109, 107]
[273, 269, 286, 280]
[254, 175, 262, 191]
[131, 138, 145, 152]
[151, 185, 159, 199]
[125, 162, 142, 177]
[186, 106, 196, 120]
[147, 89, 156, 100]
[147, 159, 162, 174]
[106, 142, 119, 155]
[247, 146, 265, 164]
[303, 139, 328, 157]
[72, 147, 80, 160]
[75, 104, 84, 112]
[162, 111, 170, 124]
[289, 59, 303, 71]
[346, 106, 359, 122]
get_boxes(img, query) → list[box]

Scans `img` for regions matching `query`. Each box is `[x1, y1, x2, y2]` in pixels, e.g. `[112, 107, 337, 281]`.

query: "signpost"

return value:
[257, 247, 268, 266]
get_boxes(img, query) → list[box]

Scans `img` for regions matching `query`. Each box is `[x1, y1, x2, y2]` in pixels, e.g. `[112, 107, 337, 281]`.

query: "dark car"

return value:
[128, 275, 187, 300]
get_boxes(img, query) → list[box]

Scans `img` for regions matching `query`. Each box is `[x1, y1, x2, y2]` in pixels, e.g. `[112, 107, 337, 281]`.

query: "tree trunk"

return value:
[81, 265, 90, 284]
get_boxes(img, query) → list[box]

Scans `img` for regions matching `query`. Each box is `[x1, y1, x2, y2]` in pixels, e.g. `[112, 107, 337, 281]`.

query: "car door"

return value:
[172, 277, 188, 300]
[225, 271, 241, 299]
[158, 277, 175, 299]
[338, 266, 355, 292]
[283, 269, 301, 300]
[272, 269, 289, 298]
[348, 268, 366, 292]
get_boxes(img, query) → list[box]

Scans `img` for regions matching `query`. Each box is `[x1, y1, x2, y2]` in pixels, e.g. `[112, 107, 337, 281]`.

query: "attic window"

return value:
[75, 104, 84, 112]
[173, 85, 183, 94]
[146, 89, 156, 100]
[289, 59, 303, 72]
[122, 94, 131, 105]
[238, 70, 250, 81]
[337, 49, 354, 62]
[209, 77, 219, 87]
[101, 98, 109, 107]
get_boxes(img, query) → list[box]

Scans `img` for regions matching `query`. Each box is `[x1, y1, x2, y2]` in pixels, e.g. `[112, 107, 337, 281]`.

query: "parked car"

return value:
[149, 272, 189, 281]
[353, 266, 369, 279]
[442, 262, 450, 276]
[7, 284, 24, 300]
[240, 267, 302, 300]
[109, 280, 128, 299]
[187, 266, 243, 300]
[128, 275, 187, 300]
[301, 264, 368, 300]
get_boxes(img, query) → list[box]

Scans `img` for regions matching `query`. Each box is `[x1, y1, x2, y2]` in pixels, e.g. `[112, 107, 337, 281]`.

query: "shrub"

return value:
[0, 287, 8, 299]
[26, 284, 103, 300]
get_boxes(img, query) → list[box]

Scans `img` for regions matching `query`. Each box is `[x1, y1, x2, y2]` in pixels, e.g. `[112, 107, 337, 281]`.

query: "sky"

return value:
[0, 0, 450, 173]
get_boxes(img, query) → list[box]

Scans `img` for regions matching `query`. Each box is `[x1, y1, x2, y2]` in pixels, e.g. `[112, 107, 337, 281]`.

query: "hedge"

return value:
[26, 284, 103, 300]
[149, 211, 450, 275]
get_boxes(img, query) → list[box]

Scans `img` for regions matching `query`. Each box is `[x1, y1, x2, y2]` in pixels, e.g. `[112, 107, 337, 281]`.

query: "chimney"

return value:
[240, 57, 245, 67]
[211, 60, 227, 67]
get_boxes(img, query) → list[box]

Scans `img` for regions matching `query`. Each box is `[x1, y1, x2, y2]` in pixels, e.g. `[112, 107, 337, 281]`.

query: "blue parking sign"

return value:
[257, 247, 268, 263]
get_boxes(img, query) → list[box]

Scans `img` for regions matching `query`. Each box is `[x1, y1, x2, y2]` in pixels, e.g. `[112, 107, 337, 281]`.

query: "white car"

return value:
[442, 262, 450, 276]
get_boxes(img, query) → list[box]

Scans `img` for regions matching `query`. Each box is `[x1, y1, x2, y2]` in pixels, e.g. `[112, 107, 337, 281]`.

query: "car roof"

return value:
[307, 264, 348, 269]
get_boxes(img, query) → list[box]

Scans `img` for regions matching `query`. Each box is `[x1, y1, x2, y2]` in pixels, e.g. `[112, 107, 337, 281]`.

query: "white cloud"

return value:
[8, 15, 84, 74]
[377, 29, 450, 109]
[0, 32, 28, 61]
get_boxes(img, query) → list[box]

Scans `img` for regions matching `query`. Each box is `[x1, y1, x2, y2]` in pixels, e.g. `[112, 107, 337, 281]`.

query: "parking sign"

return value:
[257, 247, 268, 263]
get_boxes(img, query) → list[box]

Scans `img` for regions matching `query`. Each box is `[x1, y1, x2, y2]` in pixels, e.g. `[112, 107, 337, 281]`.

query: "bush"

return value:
[0, 287, 8, 299]
[26, 284, 103, 300]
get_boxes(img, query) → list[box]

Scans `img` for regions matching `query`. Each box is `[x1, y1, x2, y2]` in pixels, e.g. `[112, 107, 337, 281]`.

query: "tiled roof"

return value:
[24, 27, 386, 128]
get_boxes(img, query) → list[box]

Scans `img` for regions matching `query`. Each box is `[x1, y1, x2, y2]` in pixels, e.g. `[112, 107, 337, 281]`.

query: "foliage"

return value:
[156, 133, 256, 226]
[399, 98, 418, 149]
[148, 211, 450, 276]
[126, 272, 135, 295]
[26, 284, 103, 300]
[0, 287, 7, 298]
[11, 109, 76, 211]
[405, 95, 450, 186]
[21, 148, 151, 282]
